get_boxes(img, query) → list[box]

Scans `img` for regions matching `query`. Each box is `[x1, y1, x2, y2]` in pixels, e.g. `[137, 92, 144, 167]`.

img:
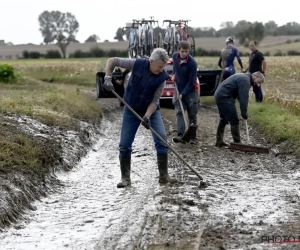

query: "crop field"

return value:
[4, 56, 300, 98]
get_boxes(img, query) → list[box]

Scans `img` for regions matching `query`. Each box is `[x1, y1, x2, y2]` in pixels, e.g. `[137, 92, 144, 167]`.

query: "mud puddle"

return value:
[1, 99, 300, 250]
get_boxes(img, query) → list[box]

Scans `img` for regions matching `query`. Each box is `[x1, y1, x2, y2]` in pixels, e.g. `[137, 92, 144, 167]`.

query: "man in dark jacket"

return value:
[103, 48, 177, 188]
[243, 41, 267, 102]
[214, 72, 265, 147]
[172, 41, 198, 144]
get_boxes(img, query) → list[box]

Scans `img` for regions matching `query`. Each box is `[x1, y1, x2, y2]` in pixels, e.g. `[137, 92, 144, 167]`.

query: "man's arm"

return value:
[144, 81, 165, 117]
[218, 56, 222, 69]
[262, 60, 267, 74]
[238, 79, 250, 119]
[181, 62, 197, 96]
[105, 58, 136, 77]
[235, 50, 243, 70]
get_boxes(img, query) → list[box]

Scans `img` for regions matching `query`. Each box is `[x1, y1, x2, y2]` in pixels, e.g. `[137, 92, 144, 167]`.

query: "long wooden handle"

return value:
[175, 81, 188, 128]
[245, 120, 249, 143]
[111, 89, 204, 181]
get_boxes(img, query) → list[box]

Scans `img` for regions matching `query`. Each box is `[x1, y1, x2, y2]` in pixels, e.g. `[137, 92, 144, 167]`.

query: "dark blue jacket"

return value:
[214, 73, 253, 117]
[124, 59, 169, 114]
[172, 53, 197, 96]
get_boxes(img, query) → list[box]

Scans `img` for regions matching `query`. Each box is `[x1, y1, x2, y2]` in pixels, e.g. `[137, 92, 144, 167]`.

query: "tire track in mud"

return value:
[161, 103, 300, 250]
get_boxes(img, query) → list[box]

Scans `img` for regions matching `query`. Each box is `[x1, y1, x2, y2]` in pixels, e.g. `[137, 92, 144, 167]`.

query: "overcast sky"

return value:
[0, 0, 299, 45]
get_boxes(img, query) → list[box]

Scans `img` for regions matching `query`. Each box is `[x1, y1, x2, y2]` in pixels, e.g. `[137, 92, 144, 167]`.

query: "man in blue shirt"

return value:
[172, 41, 198, 144]
[103, 48, 178, 188]
[218, 36, 244, 81]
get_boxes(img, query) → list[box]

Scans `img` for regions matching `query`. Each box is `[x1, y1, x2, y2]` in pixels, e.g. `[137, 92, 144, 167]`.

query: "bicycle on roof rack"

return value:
[122, 20, 142, 58]
[162, 19, 196, 57]
[123, 17, 161, 58]
[177, 19, 195, 56]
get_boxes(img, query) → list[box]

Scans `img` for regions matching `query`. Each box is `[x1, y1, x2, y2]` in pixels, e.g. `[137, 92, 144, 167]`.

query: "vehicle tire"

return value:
[148, 31, 154, 55]
[96, 74, 107, 98]
[187, 35, 196, 57]
[156, 33, 163, 48]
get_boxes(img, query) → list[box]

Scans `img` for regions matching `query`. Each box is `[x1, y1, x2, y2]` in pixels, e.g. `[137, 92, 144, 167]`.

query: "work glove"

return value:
[104, 76, 114, 91]
[242, 114, 248, 120]
[141, 115, 150, 129]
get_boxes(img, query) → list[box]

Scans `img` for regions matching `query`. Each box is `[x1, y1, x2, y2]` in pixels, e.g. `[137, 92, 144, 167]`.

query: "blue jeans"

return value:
[253, 85, 263, 102]
[216, 101, 239, 126]
[119, 106, 168, 156]
[173, 90, 199, 136]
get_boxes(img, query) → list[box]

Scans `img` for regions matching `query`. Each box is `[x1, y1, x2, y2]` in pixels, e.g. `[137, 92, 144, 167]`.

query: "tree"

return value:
[38, 11, 79, 58]
[264, 21, 278, 35]
[114, 28, 124, 41]
[38, 11, 56, 44]
[85, 34, 100, 43]
[235, 22, 265, 47]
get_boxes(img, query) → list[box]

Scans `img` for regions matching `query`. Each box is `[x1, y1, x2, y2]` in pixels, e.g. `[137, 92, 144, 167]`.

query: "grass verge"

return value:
[248, 100, 300, 154]
[0, 77, 102, 129]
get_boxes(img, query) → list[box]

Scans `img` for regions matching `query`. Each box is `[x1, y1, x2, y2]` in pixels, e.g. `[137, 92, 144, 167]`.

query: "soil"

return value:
[0, 98, 300, 250]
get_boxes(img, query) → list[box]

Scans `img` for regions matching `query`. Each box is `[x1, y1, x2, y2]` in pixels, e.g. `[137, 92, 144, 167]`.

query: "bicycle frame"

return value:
[177, 20, 191, 41]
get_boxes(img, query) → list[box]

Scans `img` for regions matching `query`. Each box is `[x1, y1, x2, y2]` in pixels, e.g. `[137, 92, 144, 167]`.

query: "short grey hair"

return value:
[149, 48, 169, 63]
[252, 71, 265, 83]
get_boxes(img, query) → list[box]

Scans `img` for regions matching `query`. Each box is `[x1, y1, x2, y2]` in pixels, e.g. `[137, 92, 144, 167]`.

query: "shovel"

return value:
[174, 82, 198, 143]
[228, 120, 269, 153]
[110, 89, 207, 187]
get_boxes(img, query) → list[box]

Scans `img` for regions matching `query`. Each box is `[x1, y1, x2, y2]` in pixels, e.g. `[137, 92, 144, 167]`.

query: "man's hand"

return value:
[242, 114, 248, 120]
[104, 76, 114, 91]
[171, 75, 176, 82]
[142, 115, 150, 129]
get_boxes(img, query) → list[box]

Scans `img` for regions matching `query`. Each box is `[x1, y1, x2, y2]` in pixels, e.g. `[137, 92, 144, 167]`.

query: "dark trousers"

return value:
[216, 101, 239, 126]
[172, 90, 199, 136]
[252, 85, 263, 102]
[119, 107, 168, 157]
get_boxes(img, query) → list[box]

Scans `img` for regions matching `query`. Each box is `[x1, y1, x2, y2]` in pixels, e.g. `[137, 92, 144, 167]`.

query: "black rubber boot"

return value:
[231, 125, 241, 143]
[157, 153, 178, 184]
[188, 123, 198, 144]
[215, 122, 228, 147]
[117, 155, 131, 188]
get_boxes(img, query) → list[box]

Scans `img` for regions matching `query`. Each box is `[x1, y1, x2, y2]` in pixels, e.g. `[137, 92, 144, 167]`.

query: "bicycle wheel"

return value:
[156, 33, 163, 48]
[148, 31, 154, 55]
[143, 30, 148, 57]
[128, 32, 138, 58]
[187, 35, 195, 57]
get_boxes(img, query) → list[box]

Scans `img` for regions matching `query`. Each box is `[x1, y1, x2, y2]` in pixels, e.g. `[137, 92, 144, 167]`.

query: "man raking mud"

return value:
[214, 72, 265, 147]
[103, 48, 178, 188]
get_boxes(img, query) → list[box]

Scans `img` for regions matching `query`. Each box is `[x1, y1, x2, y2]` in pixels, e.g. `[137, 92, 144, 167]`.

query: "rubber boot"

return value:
[157, 153, 178, 184]
[231, 125, 241, 143]
[215, 122, 228, 147]
[189, 124, 198, 144]
[117, 155, 131, 188]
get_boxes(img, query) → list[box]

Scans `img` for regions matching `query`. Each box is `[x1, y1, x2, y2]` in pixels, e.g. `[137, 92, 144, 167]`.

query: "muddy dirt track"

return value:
[1, 98, 300, 250]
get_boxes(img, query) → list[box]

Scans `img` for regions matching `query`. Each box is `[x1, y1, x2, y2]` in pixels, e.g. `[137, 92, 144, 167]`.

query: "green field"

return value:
[1, 56, 300, 157]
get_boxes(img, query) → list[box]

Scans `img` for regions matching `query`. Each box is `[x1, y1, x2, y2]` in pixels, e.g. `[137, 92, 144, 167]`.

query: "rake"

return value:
[228, 120, 270, 154]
